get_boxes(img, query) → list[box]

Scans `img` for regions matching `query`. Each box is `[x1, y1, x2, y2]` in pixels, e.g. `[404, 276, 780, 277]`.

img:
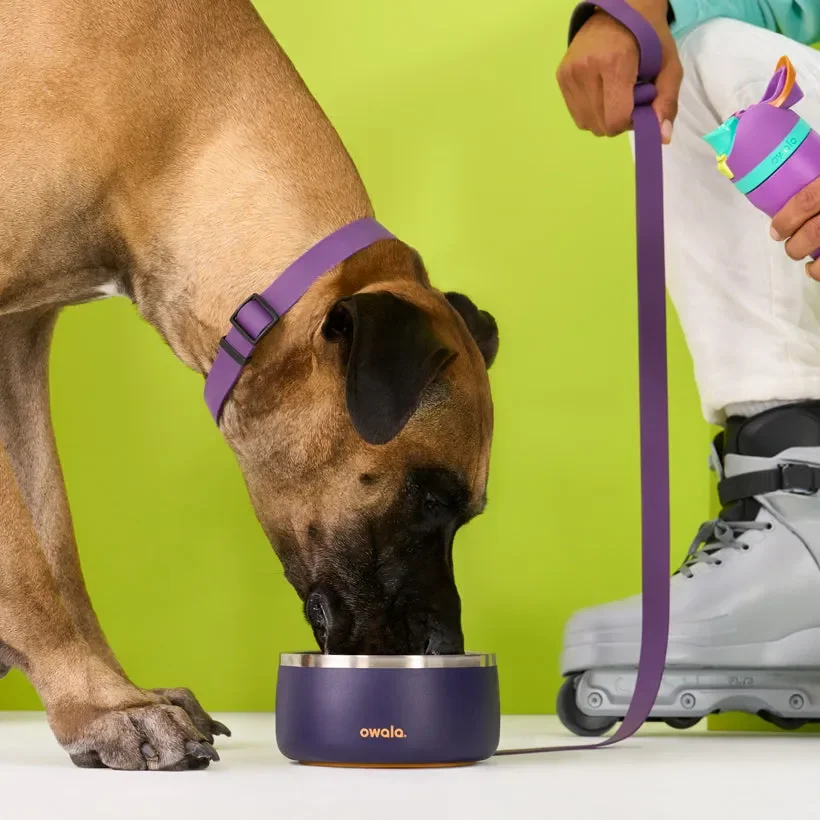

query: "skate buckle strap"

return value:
[496, 0, 670, 756]
[719, 462, 820, 505]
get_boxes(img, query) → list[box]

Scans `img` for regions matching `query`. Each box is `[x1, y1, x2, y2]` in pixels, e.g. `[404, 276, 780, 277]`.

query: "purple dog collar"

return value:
[499, 0, 670, 755]
[204, 217, 396, 423]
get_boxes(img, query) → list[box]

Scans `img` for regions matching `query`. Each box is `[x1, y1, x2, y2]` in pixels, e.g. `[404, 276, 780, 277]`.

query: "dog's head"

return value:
[222, 239, 497, 654]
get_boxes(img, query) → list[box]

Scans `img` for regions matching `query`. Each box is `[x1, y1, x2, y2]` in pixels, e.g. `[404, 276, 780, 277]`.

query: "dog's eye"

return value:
[405, 469, 468, 529]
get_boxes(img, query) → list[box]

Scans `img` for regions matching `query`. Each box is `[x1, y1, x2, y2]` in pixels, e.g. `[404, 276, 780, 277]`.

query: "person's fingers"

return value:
[556, 61, 595, 133]
[771, 178, 820, 241]
[585, 72, 607, 136]
[601, 49, 639, 136]
[785, 215, 820, 261]
[557, 58, 606, 136]
[651, 58, 683, 144]
[807, 259, 820, 281]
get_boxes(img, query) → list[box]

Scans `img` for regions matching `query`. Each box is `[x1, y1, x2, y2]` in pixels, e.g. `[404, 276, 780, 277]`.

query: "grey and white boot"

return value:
[558, 401, 820, 736]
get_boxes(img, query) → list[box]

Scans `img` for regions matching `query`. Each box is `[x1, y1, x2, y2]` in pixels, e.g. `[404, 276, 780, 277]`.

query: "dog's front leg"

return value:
[0, 432, 220, 770]
[0, 311, 228, 750]
[0, 311, 122, 674]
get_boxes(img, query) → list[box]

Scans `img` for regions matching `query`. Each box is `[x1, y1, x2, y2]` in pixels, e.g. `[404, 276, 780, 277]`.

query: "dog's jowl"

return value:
[0, 0, 497, 769]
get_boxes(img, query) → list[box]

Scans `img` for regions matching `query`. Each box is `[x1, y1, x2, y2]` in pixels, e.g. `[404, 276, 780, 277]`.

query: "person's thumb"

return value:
[651, 58, 683, 144]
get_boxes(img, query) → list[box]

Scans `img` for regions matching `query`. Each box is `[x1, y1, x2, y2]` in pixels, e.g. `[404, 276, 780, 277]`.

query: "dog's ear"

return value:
[322, 292, 456, 445]
[445, 292, 498, 368]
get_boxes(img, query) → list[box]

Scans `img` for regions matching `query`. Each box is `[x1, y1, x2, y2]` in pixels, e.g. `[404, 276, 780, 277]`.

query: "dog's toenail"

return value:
[211, 720, 232, 737]
[186, 740, 220, 762]
[141, 742, 158, 761]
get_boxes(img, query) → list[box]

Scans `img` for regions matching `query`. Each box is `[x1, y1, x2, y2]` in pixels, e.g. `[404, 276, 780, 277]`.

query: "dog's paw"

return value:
[60, 703, 220, 771]
[147, 687, 230, 744]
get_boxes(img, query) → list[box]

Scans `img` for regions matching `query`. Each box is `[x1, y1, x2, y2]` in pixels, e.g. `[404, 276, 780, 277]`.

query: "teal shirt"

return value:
[670, 0, 820, 43]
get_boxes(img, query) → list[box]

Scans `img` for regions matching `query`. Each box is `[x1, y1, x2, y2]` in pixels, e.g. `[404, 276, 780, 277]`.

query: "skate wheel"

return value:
[556, 676, 617, 738]
[758, 711, 807, 731]
[665, 717, 701, 730]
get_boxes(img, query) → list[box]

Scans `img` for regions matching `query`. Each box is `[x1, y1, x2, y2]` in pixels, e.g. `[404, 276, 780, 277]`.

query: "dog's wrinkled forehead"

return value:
[414, 377, 452, 416]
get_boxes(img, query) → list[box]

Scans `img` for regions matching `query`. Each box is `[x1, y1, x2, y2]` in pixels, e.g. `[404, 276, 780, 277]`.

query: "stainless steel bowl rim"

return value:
[279, 652, 496, 669]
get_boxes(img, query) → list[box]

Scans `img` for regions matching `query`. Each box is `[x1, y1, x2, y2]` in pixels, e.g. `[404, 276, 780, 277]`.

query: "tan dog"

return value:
[0, 0, 498, 770]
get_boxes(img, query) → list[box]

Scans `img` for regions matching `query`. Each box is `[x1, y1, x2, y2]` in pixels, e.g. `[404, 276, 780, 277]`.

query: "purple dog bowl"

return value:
[275, 652, 500, 768]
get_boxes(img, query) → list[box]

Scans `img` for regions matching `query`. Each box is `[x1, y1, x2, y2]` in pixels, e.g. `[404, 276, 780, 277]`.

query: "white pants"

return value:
[666, 19, 820, 425]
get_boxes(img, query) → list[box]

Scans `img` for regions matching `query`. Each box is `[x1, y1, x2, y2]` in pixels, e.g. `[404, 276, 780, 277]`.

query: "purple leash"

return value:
[496, 0, 670, 755]
[204, 0, 670, 756]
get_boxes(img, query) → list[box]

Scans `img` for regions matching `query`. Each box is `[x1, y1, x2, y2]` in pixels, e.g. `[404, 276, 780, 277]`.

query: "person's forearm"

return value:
[669, 0, 820, 44]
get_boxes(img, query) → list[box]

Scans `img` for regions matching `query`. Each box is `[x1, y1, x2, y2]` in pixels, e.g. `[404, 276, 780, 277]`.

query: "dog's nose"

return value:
[305, 589, 329, 650]
[305, 585, 353, 653]
[306, 584, 464, 655]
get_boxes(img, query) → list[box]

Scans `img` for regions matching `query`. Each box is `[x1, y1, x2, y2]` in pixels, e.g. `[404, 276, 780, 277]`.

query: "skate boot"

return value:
[558, 401, 820, 736]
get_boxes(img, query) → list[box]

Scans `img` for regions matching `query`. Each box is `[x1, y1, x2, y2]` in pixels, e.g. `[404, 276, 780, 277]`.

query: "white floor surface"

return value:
[1, 712, 818, 819]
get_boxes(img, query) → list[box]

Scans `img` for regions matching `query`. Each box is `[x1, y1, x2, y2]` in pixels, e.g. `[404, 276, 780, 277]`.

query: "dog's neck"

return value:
[96, 3, 377, 379]
[121, 118, 373, 378]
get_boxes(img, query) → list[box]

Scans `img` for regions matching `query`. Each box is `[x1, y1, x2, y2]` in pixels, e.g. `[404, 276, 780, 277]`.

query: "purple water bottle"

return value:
[703, 56, 820, 258]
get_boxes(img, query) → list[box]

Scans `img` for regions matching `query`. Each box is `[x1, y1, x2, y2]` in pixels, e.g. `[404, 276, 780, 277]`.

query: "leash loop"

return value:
[634, 81, 658, 107]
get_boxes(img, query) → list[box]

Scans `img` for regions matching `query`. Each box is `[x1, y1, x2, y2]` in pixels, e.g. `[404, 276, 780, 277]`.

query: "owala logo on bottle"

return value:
[359, 725, 407, 739]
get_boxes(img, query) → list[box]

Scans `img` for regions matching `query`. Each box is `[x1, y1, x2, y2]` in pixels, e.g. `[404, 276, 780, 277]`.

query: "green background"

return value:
[2, 0, 721, 720]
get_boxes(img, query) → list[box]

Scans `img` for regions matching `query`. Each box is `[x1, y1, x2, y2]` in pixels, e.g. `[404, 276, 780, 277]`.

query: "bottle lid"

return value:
[702, 56, 803, 182]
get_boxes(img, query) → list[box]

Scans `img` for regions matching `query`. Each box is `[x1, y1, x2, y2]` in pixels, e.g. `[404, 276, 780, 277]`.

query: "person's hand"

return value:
[770, 179, 820, 280]
[556, 1, 683, 144]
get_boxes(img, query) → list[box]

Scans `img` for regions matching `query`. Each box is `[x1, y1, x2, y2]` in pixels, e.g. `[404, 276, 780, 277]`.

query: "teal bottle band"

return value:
[734, 119, 812, 194]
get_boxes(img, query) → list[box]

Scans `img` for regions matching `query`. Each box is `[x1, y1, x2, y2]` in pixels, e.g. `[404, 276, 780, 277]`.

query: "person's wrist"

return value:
[625, 0, 672, 25]
[569, 1, 673, 47]
[586, 1, 671, 29]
